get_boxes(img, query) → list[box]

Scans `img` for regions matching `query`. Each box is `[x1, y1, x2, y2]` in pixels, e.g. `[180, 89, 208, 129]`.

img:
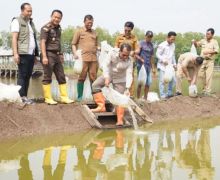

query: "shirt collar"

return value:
[83, 27, 92, 32]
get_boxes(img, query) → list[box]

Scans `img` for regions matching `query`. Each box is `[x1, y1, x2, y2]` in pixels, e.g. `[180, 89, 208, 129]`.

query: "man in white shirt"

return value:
[11, 3, 39, 104]
[156, 31, 177, 99]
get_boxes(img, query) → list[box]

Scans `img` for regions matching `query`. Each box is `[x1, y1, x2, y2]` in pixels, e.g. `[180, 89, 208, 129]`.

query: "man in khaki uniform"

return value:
[175, 52, 204, 95]
[115, 21, 139, 98]
[194, 28, 219, 95]
[72, 14, 98, 101]
[91, 44, 133, 126]
[40, 10, 73, 104]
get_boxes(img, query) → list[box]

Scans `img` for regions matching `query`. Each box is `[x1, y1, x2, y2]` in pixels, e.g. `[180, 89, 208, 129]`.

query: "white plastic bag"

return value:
[0, 83, 22, 102]
[137, 65, 147, 86]
[82, 74, 93, 100]
[163, 65, 175, 83]
[189, 84, 198, 97]
[102, 87, 130, 107]
[73, 50, 83, 74]
[190, 44, 197, 56]
[147, 92, 160, 102]
[99, 41, 113, 70]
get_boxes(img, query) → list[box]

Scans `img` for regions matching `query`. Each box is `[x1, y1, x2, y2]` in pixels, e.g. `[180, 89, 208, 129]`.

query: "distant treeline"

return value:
[1, 26, 220, 64]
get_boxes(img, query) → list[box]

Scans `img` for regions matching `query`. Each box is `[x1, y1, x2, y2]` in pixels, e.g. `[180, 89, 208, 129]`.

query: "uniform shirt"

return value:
[156, 41, 176, 71]
[11, 19, 35, 55]
[198, 38, 219, 60]
[137, 40, 154, 69]
[115, 33, 139, 51]
[40, 23, 62, 52]
[178, 52, 197, 68]
[103, 49, 133, 88]
[72, 27, 98, 62]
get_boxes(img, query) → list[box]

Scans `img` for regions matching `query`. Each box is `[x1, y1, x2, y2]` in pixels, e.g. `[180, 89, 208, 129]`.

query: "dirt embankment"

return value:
[141, 95, 220, 121]
[0, 103, 91, 139]
[1, 96, 220, 139]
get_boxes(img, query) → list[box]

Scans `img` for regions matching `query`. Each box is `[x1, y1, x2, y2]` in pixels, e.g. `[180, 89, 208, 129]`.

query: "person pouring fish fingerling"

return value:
[91, 43, 133, 126]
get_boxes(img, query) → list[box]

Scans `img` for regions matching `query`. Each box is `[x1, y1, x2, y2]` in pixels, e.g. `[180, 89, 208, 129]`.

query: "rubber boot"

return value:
[77, 82, 84, 101]
[42, 84, 57, 105]
[59, 84, 74, 104]
[91, 92, 106, 112]
[116, 106, 125, 126]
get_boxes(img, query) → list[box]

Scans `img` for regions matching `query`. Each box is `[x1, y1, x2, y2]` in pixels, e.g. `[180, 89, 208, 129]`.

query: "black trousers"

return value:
[17, 55, 35, 97]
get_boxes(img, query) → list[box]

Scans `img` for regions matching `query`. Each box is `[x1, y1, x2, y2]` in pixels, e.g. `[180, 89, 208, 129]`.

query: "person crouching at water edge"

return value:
[175, 52, 204, 96]
[40, 10, 73, 105]
[91, 43, 133, 126]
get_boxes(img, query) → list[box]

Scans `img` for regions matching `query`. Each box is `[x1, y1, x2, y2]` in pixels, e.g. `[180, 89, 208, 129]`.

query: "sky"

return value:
[0, 0, 220, 35]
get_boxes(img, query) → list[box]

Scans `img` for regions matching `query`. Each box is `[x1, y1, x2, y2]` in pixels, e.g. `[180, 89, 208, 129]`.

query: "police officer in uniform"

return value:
[40, 9, 73, 104]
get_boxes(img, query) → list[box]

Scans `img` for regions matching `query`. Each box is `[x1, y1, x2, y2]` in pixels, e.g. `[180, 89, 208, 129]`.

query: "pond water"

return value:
[0, 119, 220, 180]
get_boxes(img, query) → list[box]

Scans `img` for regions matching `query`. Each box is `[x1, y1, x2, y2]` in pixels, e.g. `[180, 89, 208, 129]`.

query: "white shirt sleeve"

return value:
[11, 19, 19, 32]
[125, 60, 133, 89]
[103, 52, 112, 79]
[156, 44, 165, 63]
[172, 45, 176, 65]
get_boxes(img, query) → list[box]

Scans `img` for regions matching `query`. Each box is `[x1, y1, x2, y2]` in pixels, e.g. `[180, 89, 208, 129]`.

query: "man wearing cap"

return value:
[175, 52, 204, 95]
[40, 10, 73, 104]
[193, 28, 219, 96]
[115, 21, 139, 98]
[136, 31, 156, 100]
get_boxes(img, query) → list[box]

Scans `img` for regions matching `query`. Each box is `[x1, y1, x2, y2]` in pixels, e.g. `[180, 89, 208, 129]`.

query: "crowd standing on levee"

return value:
[11, 3, 219, 126]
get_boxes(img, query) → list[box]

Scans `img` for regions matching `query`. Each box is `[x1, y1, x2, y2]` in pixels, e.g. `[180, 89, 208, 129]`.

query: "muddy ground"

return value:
[1, 95, 220, 139]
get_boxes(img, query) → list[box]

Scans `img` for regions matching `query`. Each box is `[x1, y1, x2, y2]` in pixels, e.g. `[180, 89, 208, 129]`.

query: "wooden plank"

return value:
[95, 112, 116, 117]
[81, 105, 102, 128]
[129, 99, 153, 123]
[82, 105, 98, 127]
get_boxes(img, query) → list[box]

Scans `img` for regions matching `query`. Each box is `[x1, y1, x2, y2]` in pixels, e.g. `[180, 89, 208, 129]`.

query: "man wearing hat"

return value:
[136, 31, 156, 100]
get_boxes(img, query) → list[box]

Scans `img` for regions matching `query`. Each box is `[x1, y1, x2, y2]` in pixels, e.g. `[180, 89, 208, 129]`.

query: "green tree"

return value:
[0, 31, 12, 48]
[61, 26, 76, 53]
[95, 26, 113, 45]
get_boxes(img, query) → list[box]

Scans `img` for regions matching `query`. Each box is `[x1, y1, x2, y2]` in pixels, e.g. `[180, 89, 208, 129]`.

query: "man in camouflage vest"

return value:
[11, 2, 39, 104]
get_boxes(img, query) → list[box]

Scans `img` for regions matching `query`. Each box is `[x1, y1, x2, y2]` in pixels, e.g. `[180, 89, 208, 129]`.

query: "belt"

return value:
[47, 50, 62, 55]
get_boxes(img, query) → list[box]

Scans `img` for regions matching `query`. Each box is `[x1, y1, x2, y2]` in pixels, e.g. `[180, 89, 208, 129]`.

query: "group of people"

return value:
[11, 3, 219, 126]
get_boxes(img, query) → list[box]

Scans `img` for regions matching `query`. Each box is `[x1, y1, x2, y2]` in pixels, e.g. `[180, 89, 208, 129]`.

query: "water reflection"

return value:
[18, 155, 33, 180]
[0, 121, 220, 180]
[43, 146, 69, 180]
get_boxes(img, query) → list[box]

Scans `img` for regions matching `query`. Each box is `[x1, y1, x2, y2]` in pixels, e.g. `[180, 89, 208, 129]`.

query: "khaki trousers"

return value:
[78, 61, 98, 82]
[92, 75, 126, 94]
[199, 60, 214, 93]
[176, 64, 195, 93]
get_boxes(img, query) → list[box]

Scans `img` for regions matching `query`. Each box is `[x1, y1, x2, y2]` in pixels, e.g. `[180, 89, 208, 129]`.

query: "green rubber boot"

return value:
[77, 82, 84, 101]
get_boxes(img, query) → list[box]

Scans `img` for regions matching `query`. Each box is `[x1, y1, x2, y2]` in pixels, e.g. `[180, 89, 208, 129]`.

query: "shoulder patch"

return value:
[43, 27, 49, 32]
